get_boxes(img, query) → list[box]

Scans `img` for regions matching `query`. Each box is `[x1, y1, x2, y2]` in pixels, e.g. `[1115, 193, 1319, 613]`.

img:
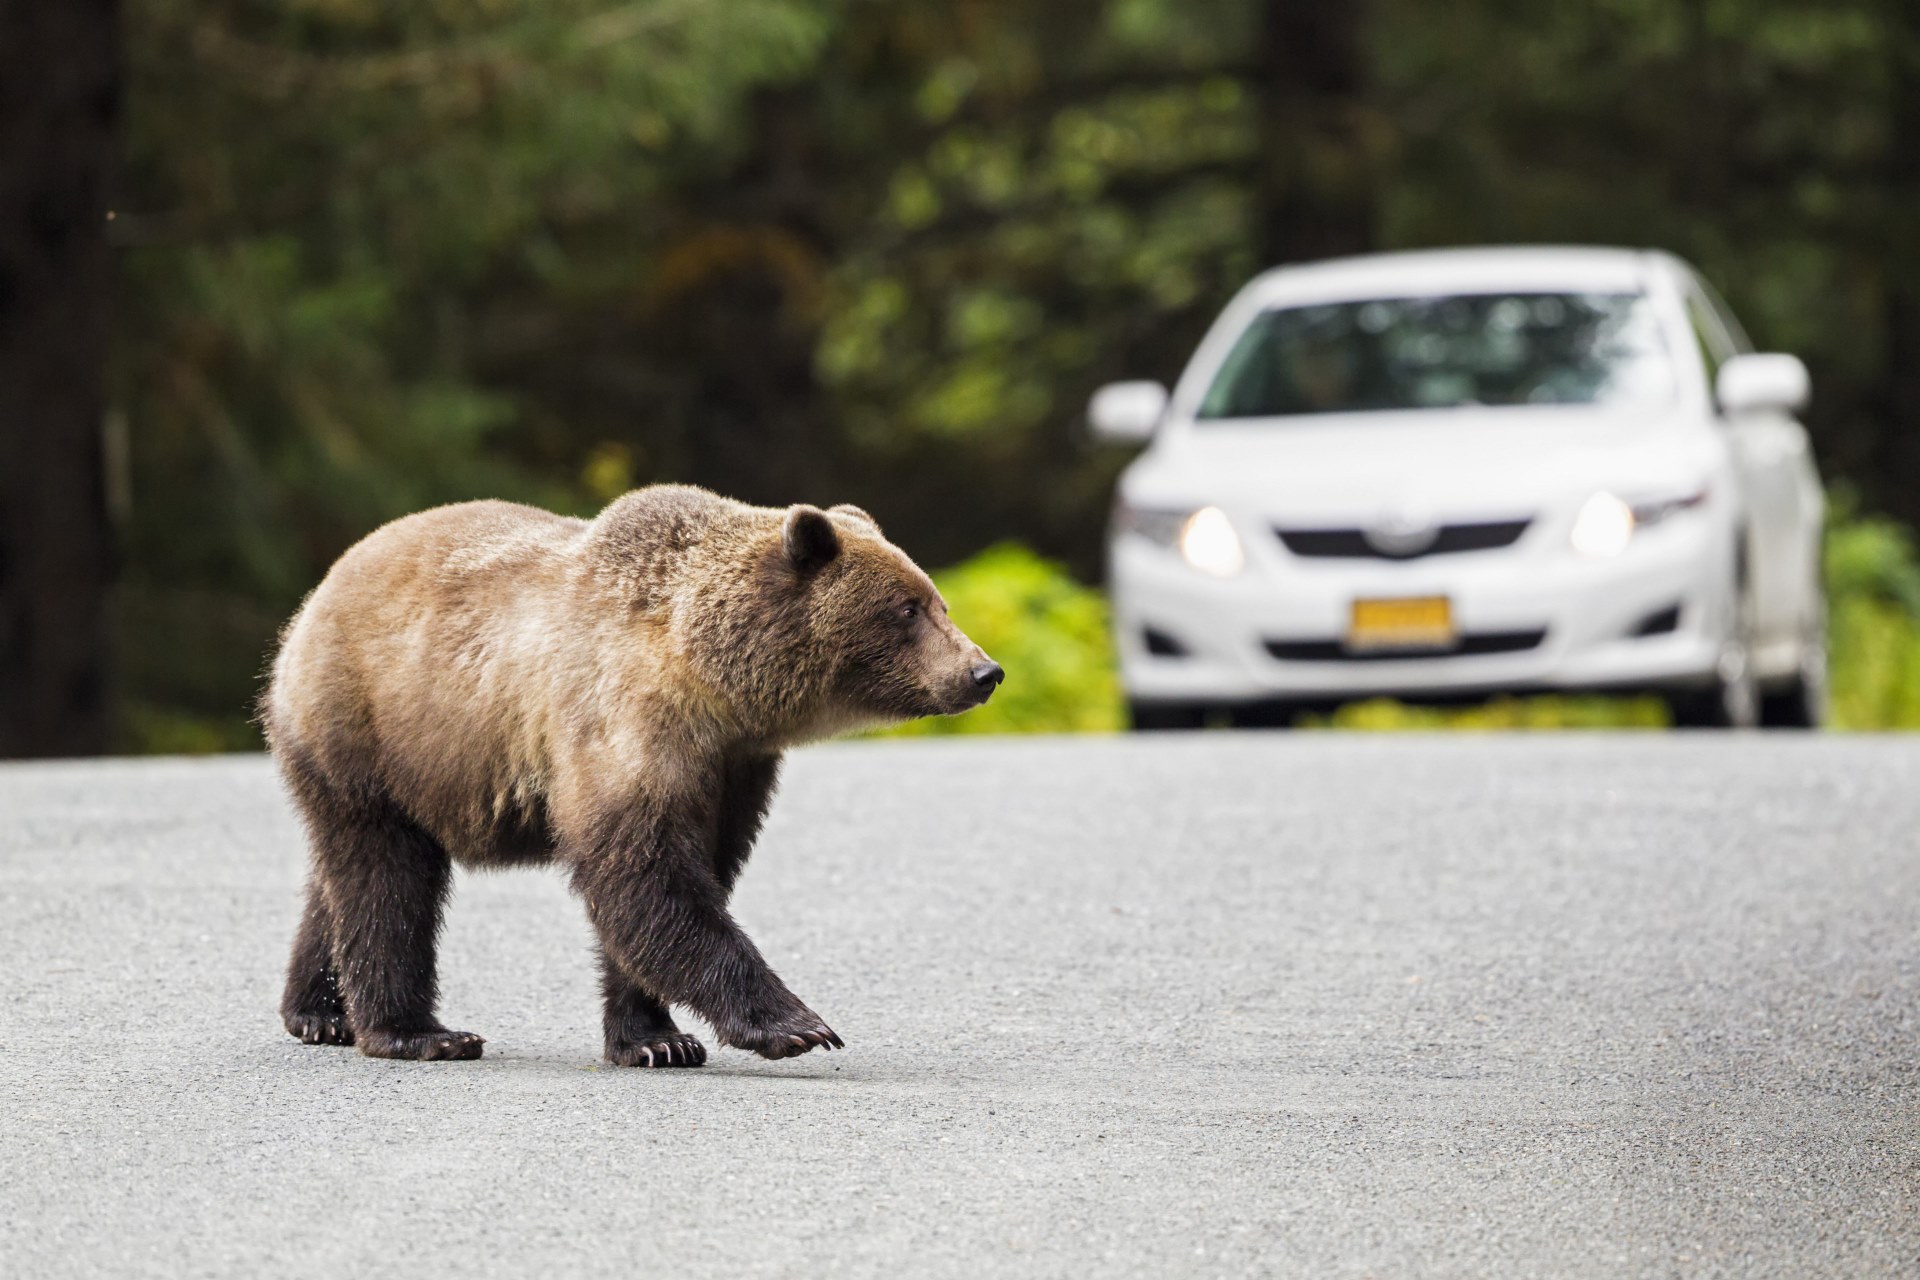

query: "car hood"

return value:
[1122, 406, 1723, 523]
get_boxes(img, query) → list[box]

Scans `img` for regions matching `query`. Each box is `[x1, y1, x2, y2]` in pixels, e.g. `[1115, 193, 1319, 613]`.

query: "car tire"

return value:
[1760, 591, 1828, 730]
[1128, 700, 1209, 731]
[1667, 582, 1760, 730]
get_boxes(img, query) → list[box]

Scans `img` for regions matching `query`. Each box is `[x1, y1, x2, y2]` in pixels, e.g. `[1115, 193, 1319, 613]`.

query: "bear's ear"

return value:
[782, 504, 841, 574]
[829, 503, 881, 535]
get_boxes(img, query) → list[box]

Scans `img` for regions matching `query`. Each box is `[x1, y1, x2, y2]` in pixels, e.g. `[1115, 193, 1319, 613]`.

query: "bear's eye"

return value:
[898, 602, 920, 621]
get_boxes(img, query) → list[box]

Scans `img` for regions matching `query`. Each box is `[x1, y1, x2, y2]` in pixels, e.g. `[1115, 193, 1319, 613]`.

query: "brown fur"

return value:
[263, 486, 1000, 1065]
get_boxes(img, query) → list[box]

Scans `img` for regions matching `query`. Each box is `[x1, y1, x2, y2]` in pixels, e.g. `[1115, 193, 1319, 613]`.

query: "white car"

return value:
[1091, 247, 1826, 729]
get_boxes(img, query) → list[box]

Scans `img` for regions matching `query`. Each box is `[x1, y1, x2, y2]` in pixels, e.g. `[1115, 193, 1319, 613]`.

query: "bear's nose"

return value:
[970, 661, 1005, 691]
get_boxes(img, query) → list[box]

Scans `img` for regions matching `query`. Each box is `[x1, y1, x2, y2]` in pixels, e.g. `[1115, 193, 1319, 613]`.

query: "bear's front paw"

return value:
[607, 1032, 707, 1068]
[722, 1010, 844, 1060]
[284, 1010, 354, 1046]
[356, 1026, 486, 1061]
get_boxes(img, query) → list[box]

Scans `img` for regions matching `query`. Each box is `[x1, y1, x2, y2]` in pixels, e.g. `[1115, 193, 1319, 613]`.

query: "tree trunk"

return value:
[1254, 0, 1376, 268]
[677, 83, 836, 507]
[0, 0, 121, 758]
[1878, 3, 1920, 529]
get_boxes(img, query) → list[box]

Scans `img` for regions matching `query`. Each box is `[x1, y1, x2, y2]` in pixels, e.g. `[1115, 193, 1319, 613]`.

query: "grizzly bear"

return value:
[262, 486, 1002, 1065]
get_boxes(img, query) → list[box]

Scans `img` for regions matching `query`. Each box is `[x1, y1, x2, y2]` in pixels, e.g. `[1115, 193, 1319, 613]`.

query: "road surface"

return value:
[2, 736, 1916, 1278]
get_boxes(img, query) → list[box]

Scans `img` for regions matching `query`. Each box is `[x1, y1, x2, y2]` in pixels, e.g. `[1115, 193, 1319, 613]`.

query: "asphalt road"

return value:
[2, 735, 1916, 1278]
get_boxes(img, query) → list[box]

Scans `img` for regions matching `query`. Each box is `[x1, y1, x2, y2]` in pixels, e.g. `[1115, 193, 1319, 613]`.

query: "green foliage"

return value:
[886, 545, 1124, 737]
[1828, 593, 1920, 729]
[1825, 505, 1920, 728]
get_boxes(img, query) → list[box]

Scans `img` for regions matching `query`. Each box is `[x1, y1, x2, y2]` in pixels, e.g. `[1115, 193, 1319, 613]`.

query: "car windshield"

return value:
[1196, 291, 1676, 419]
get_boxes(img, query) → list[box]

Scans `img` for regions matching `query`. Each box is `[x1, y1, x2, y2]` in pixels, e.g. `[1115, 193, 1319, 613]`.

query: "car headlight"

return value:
[1628, 489, 1708, 527]
[1570, 491, 1636, 557]
[1115, 502, 1245, 576]
[1570, 487, 1708, 557]
[1179, 507, 1245, 576]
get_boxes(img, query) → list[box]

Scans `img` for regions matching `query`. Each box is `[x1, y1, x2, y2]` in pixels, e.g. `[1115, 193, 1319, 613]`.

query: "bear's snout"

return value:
[956, 658, 1004, 709]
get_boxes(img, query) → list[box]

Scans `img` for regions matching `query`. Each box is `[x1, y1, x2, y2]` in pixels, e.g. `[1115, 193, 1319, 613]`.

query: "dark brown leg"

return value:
[600, 946, 706, 1067]
[570, 784, 840, 1061]
[281, 881, 352, 1045]
[712, 754, 780, 896]
[282, 746, 482, 1062]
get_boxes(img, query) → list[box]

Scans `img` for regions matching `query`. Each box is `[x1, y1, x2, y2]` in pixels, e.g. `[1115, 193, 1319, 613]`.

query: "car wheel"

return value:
[1128, 700, 1209, 731]
[1760, 590, 1828, 730]
[1668, 583, 1760, 730]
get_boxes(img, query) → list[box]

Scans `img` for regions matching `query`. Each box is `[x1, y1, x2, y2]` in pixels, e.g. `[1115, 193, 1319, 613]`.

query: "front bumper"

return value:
[1112, 516, 1733, 705]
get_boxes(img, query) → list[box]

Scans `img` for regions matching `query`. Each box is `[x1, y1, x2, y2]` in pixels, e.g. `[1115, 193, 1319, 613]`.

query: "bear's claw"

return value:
[727, 1016, 843, 1060]
[784, 1025, 844, 1055]
[284, 1011, 354, 1046]
[607, 1033, 707, 1068]
[356, 1027, 485, 1061]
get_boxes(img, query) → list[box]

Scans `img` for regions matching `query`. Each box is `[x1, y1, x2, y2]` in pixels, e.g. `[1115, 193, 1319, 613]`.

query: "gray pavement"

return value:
[1, 735, 1916, 1278]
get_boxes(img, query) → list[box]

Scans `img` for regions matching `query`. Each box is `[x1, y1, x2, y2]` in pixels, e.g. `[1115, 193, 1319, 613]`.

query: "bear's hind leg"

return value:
[600, 946, 705, 1067]
[303, 780, 483, 1062]
[281, 882, 352, 1045]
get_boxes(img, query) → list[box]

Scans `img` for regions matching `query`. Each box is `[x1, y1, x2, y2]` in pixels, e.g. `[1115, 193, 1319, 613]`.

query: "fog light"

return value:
[1570, 491, 1635, 558]
[1179, 507, 1244, 576]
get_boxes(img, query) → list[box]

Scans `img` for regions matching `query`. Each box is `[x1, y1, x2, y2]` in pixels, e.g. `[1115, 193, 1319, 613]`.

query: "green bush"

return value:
[1825, 506, 1920, 729]
[885, 544, 1124, 736]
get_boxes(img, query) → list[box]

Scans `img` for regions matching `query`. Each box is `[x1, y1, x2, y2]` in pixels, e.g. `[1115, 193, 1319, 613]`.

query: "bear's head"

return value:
[777, 503, 1003, 728]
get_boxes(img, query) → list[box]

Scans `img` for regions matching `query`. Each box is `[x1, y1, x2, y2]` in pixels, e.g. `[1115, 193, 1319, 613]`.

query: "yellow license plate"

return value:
[1348, 596, 1456, 651]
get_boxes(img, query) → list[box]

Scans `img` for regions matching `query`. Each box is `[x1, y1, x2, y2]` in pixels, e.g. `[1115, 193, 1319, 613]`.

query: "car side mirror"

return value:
[1087, 381, 1168, 444]
[1717, 354, 1809, 415]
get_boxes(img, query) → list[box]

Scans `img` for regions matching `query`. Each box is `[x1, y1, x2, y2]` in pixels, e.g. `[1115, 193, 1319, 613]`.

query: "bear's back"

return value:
[266, 500, 586, 759]
[580, 484, 763, 610]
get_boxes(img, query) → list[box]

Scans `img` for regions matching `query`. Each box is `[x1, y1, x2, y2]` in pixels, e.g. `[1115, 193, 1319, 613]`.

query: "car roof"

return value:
[1243, 246, 1672, 307]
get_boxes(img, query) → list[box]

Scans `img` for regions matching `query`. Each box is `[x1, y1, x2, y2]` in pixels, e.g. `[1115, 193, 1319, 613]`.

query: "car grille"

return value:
[1274, 519, 1531, 560]
[1142, 626, 1188, 657]
[1630, 604, 1681, 637]
[1264, 629, 1548, 662]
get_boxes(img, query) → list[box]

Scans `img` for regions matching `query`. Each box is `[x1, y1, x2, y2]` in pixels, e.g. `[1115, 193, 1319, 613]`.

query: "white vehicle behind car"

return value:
[1091, 247, 1826, 729]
